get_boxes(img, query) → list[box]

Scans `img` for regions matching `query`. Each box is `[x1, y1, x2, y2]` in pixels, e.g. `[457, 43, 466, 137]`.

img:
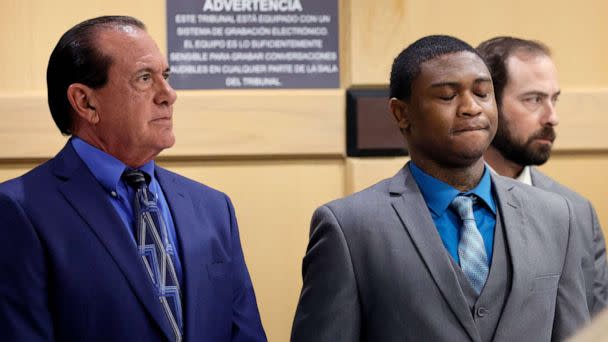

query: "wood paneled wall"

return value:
[1, 0, 606, 340]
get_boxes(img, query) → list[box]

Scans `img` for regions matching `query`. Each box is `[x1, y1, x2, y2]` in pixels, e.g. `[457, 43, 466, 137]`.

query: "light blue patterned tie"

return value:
[450, 195, 488, 294]
[123, 170, 183, 342]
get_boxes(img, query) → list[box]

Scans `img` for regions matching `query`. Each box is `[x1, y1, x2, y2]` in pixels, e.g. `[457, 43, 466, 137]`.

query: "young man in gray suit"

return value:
[291, 35, 589, 341]
[478, 37, 608, 316]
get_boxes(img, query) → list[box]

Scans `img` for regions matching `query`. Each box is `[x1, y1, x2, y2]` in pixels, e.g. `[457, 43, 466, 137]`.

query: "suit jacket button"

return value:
[476, 307, 489, 317]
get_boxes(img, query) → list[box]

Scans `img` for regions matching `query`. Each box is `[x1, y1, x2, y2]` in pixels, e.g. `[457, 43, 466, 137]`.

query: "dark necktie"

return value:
[123, 169, 183, 342]
[450, 195, 489, 294]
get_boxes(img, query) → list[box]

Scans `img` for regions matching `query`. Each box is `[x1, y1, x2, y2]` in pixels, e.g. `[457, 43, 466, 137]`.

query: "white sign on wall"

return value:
[167, 0, 340, 89]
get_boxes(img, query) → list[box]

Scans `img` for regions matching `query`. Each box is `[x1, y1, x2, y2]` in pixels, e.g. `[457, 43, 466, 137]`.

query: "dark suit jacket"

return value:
[0, 143, 266, 341]
[530, 167, 608, 315]
[292, 164, 589, 341]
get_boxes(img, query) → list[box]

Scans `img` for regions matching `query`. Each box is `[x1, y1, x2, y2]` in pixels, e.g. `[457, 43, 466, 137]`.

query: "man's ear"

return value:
[389, 97, 410, 133]
[66, 83, 100, 124]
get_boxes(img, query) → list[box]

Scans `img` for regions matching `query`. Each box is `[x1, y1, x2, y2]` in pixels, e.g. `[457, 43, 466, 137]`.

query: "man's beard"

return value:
[492, 120, 556, 166]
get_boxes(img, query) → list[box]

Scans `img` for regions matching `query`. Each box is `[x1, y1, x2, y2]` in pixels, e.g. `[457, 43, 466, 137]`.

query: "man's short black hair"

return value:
[46, 15, 146, 135]
[476, 37, 551, 108]
[389, 35, 480, 101]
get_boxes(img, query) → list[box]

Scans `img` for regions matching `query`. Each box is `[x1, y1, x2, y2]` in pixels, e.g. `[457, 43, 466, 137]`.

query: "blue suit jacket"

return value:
[0, 143, 266, 341]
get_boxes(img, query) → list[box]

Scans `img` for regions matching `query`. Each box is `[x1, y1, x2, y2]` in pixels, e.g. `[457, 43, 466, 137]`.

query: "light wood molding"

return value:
[345, 156, 409, 194]
[0, 92, 68, 159]
[171, 90, 344, 157]
[0, 90, 345, 159]
[2, 89, 606, 159]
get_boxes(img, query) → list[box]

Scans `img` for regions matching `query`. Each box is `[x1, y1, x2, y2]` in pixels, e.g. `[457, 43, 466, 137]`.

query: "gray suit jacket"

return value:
[292, 164, 589, 342]
[530, 167, 608, 315]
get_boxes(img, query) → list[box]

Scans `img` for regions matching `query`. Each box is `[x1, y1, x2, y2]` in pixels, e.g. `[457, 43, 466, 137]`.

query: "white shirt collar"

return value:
[515, 165, 532, 186]
[485, 163, 533, 186]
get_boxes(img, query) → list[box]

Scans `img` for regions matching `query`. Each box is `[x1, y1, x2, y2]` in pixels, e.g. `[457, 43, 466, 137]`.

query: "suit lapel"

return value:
[156, 168, 206, 342]
[389, 165, 481, 342]
[53, 144, 175, 341]
[490, 175, 533, 340]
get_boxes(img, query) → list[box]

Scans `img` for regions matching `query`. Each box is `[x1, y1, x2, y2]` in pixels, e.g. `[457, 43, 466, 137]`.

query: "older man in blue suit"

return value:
[0, 16, 266, 342]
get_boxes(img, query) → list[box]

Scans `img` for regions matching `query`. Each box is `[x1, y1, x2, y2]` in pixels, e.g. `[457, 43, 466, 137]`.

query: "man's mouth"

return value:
[452, 125, 488, 134]
[531, 128, 556, 143]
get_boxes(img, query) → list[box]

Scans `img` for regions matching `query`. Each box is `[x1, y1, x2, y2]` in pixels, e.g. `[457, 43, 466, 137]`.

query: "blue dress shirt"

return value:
[409, 162, 497, 265]
[71, 137, 183, 283]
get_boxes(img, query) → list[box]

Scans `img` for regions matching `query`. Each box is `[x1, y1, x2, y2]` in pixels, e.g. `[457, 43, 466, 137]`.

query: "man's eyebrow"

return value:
[430, 81, 459, 88]
[475, 77, 493, 84]
[135, 67, 154, 74]
[519, 90, 549, 97]
[134, 67, 171, 74]
[430, 78, 492, 88]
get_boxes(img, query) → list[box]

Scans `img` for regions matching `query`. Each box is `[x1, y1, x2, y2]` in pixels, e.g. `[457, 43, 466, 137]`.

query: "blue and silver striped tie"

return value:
[450, 195, 488, 295]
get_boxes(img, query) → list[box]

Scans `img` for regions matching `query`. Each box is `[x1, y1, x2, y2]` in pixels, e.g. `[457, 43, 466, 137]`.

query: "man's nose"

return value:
[155, 78, 178, 106]
[541, 100, 559, 127]
[459, 92, 483, 116]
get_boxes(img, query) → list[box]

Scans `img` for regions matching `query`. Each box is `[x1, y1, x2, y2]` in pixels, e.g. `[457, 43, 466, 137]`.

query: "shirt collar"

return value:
[71, 137, 156, 192]
[485, 163, 532, 186]
[516, 165, 532, 185]
[408, 161, 496, 217]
